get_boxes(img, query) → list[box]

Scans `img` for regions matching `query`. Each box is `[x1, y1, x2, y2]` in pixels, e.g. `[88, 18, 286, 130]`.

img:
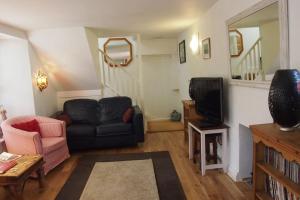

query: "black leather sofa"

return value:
[63, 97, 144, 151]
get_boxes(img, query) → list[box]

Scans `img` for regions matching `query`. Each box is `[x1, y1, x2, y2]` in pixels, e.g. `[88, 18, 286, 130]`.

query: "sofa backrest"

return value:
[64, 99, 99, 125]
[98, 96, 132, 124]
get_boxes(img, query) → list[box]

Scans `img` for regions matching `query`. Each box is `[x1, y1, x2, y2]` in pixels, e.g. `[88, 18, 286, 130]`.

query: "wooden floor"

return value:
[0, 131, 252, 200]
[147, 120, 184, 133]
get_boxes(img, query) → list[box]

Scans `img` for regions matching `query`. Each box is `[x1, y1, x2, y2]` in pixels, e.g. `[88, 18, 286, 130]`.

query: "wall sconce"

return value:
[189, 33, 199, 54]
[0, 105, 7, 121]
[36, 69, 48, 92]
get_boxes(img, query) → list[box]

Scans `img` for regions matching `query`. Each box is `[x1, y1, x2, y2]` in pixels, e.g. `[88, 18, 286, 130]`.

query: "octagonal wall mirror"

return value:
[104, 38, 133, 67]
[229, 30, 244, 57]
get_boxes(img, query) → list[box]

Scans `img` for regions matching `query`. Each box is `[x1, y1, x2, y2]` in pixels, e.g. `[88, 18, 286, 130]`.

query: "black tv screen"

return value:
[189, 77, 223, 125]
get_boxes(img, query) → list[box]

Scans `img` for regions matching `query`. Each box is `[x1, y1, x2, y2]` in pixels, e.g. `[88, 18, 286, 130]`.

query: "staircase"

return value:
[98, 48, 142, 109]
[234, 38, 264, 81]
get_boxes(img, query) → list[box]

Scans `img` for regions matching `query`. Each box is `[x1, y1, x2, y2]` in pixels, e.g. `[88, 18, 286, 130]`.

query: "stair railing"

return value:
[98, 49, 141, 107]
[235, 38, 263, 81]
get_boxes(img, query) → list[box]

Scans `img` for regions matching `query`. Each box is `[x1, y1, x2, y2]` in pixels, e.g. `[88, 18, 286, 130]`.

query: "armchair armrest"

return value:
[36, 116, 66, 138]
[132, 106, 144, 142]
[1, 125, 42, 155]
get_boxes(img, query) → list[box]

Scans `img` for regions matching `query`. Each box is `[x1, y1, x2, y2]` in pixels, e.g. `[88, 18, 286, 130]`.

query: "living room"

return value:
[0, 0, 299, 199]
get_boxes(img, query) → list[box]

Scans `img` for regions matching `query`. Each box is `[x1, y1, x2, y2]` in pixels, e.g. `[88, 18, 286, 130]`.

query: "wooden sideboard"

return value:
[250, 123, 300, 200]
[182, 100, 202, 141]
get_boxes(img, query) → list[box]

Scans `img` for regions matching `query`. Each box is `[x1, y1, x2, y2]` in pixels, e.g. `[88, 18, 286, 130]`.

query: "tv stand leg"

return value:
[201, 133, 206, 176]
[188, 124, 194, 160]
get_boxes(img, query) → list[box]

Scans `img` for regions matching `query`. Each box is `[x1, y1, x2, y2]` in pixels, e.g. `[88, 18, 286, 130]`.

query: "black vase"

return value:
[268, 69, 300, 131]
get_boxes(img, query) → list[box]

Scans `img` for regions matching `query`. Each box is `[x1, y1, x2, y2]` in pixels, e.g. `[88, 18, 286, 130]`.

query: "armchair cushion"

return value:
[42, 137, 66, 154]
[12, 119, 41, 135]
[39, 122, 63, 138]
[96, 123, 132, 136]
[67, 124, 96, 138]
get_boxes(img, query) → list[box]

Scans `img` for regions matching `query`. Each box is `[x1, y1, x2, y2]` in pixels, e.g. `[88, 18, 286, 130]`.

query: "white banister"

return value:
[235, 38, 263, 81]
[98, 48, 141, 107]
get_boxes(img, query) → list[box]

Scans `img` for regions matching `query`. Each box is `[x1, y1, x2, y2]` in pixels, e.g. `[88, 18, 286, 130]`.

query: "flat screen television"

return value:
[189, 77, 224, 127]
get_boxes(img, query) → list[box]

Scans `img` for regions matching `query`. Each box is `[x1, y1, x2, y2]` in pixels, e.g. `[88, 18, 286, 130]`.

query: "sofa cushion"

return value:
[42, 137, 66, 154]
[67, 124, 96, 138]
[64, 99, 99, 125]
[98, 97, 132, 124]
[96, 123, 132, 136]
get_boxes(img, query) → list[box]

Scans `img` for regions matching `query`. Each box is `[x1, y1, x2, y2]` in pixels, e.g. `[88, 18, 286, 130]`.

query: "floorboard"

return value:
[147, 120, 184, 133]
[0, 131, 252, 200]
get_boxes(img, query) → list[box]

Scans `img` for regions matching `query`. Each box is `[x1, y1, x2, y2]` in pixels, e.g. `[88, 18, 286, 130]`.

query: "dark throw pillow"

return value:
[56, 114, 72, 126]
[122, 107, 134, 123]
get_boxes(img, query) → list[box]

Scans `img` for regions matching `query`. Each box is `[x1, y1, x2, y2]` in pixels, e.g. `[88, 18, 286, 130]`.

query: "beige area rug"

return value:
[79, 159, 160, 200]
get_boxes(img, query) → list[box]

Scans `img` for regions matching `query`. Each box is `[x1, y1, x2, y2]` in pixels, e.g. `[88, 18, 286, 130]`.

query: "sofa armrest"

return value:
[132, 106, 144, 142]
[1, 125, 43, 155]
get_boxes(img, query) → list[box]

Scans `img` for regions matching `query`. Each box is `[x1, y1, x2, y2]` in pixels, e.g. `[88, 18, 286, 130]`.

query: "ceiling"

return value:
[0, 0, 217, 37]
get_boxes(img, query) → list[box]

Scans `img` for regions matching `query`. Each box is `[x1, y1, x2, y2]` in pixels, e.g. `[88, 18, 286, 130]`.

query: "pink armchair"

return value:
[1, 116, 70, 175]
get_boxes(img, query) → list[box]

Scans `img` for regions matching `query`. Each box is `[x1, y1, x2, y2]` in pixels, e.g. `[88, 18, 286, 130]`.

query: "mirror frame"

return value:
[226, 0, 289, 87]
[229, 29, 244, 57]
[103, 37, 133, 67]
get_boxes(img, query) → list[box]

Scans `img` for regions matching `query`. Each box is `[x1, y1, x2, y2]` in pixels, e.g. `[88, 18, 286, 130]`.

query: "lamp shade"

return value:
[36, 69, 48, 92]
[268, 69, 300, 131]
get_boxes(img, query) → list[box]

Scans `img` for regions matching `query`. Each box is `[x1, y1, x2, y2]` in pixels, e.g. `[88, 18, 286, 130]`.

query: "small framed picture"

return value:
[202, 38, 211, 59]
[179, 40, 186, 64]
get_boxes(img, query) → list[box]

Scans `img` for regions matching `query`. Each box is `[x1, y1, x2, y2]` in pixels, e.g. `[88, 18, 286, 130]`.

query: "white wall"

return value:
[85, 28, 102, 86]
[141, 39, 178, 55]
[176, 0, 286, 181]
[28, 44, 58, 116]
[28, 27, 100, 91]
[0, 22, 58, 117]
[287, 0, 300, 71]
[57, 90, 102, 111]
[238, 124, 253, 179]
[260, 20, 280, 74]
[0, 39, 36, 117]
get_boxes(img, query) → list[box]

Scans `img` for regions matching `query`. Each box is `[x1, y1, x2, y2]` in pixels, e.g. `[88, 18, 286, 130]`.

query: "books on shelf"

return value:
[265, 147, 300, 184]
[264, 147, 300, 200]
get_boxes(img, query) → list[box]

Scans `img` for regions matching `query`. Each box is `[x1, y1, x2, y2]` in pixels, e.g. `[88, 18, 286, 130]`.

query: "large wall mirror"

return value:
[104, 38, 133, 67]
[227, 0, 289, 83]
